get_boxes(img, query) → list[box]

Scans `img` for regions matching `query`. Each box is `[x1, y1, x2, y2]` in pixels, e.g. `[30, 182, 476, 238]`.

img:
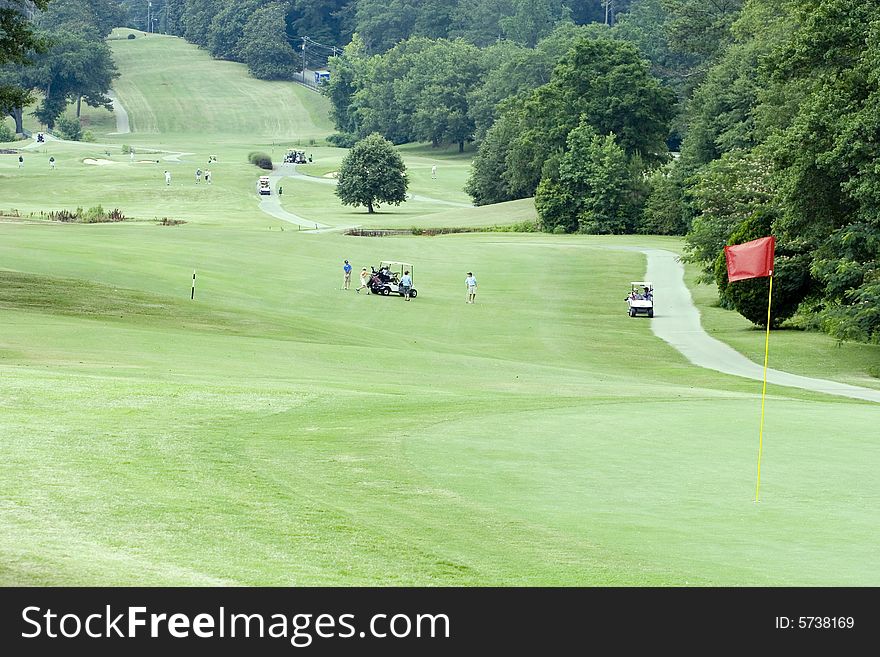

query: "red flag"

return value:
[724, 236, 775, 282]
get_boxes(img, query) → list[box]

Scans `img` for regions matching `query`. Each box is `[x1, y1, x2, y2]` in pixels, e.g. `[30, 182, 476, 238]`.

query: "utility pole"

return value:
[302, 36, 307, 85]
[603, 0, 613, 26]
[147, 1, 152, 33]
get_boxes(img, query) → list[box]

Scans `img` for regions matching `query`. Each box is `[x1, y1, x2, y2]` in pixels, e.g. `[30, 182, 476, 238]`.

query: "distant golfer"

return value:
[356, 267, 369, 293]
[18, 155, 23, 168]
[278, 186, 282, 195]
[342, 260, 352, 290]
[195, 168, 202, 183]
[401, 270, 413, 301]
[164, 170, 171, 185]
[130, 149, 135, 162]
[431, 165, 436, 179]
[205, 170, 212, 185]
[49, 156, 55, 169]
[465, 272, 477, 304]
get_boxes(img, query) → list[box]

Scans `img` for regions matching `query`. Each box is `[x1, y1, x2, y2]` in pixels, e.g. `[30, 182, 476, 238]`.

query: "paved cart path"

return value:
[108, 90, 130, 135]
[643, 247, 880, 403]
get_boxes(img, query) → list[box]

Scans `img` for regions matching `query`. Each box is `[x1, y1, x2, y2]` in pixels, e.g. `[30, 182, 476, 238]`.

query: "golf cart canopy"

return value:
[381, 261, 413, 269]
[631, 281, 653, 288]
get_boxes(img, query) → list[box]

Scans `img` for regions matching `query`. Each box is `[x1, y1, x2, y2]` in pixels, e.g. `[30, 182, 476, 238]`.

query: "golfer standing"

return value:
[356, 267, 369, 293]
[401, 270, 413, 301]
[431, 165, 436, 179]
[465, 272, 477, 304]
[342, 260, 352, 290]
[164, 170, 171, 185]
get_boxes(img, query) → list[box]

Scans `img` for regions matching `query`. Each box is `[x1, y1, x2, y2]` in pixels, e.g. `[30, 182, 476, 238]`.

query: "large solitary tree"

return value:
[335, 133, 408, 213]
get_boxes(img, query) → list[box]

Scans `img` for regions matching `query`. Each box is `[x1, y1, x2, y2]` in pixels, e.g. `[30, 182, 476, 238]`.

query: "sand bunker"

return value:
[323, 171, 339, 179]
[83, 158, 118, 166]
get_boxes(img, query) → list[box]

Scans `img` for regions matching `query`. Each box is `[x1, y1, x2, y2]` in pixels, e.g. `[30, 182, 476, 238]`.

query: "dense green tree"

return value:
[499, 0, 571, 47]
[181, 0, 224, 47]
[20, 31, 117, 129]
[238, 3, 297, 79]
[762, 0, 880, 341]
[36, 0, 123, 39]
[449, 0, 513, 46]
[661, 0, 743, 60]
[639, 161, 692, 235]
[2, 0, 49, 67]
[1, 0, 50, 130]
[464, 102, 526, 204]
[712, 212, 814, 327]
[346, 36, 487, 148]
[684, 149, 777, 279]
[325, 34, 367, 136]
[400, 39, 485, 150]
[350, 37, 427, 143]
[536, 124, 642, 233]
[467, 23, 605, 142]
[353, 0, 422, 53]
[469, 36, 673, 204]
[614, 0, 698, 98]
[208, 0, 266, 61]
[290, 0, 353, 46]
[335, 132, 408, 213]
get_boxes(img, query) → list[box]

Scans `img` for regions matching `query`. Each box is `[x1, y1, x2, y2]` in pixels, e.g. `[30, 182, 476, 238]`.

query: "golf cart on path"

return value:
[626, 281, 654, 318]
[370, 261, 417, 298]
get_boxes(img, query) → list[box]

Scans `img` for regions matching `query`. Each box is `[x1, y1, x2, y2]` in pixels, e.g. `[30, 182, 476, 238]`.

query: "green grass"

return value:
[107, 30, 333, 140]
[686, 263, 880, 390]
[1, 32, 879, 586]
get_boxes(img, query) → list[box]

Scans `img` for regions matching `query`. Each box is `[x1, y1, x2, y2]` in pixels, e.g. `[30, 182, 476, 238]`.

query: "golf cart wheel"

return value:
[647, 309, 654, 318]
[409, 289, 417, 298]
[381, 287, 391, 296]
[629, 308, 636, 317]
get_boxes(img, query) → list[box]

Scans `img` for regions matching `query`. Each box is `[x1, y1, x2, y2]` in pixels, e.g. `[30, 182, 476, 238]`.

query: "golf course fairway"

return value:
[1, 30, 879, 586]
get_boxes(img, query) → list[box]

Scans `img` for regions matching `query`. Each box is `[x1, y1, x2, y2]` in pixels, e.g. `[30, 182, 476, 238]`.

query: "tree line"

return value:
[108, 1, 631, 80]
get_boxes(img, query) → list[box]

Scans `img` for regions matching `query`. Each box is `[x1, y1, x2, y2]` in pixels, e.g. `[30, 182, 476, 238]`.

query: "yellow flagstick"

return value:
[755, 272, 774, 502]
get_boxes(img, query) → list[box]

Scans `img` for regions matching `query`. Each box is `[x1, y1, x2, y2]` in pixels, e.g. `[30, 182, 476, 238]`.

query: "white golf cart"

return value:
[626, 281, 654, 318]
[369, 261, 417, 298]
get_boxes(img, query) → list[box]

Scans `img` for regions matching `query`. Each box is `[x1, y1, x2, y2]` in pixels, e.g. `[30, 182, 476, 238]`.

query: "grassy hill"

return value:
[0, 29, 879, 586]
[108, 30, 333, 140]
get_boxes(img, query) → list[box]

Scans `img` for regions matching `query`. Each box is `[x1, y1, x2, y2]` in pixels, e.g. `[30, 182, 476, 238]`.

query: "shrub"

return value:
[0, 122, 15, 142]
[48, 209, 79, 222]
[82, 130, 96, 142]
[127, 33, 136, 39]
[486, 220, 540, 233]
[158, 217, 185, 226]
[713, 212, 815, 327]
[121, 144, 131, 154]
[327, 133, 358, 148]
[55, 115, 82, 141]
[82, 205, 106, 223]
[248, 151, 273, 170]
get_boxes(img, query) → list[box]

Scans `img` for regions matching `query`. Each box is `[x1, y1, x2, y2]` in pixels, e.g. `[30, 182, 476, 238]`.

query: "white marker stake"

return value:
[191, 270, 196, 299]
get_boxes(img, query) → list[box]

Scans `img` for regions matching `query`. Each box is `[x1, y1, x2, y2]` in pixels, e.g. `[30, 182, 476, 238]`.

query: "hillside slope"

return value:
[108, 30, 333, 139]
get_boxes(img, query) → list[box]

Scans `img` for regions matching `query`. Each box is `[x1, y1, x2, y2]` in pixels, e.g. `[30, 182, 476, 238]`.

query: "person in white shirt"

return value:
[465, 272, 477, 303]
